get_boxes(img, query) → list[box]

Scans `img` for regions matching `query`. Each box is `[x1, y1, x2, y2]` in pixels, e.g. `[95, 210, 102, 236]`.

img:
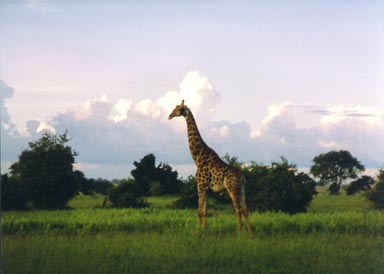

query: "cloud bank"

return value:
[1, 72, 383, 179]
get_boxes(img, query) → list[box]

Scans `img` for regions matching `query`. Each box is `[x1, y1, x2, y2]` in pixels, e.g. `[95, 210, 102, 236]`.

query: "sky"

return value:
[1, 0, 384, 179]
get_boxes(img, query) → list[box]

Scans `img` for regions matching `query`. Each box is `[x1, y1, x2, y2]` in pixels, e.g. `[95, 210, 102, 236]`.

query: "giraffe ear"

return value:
[181, 99, 185, 107]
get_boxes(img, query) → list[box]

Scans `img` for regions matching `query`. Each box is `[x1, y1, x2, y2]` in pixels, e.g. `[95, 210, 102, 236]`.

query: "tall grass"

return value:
[2, 192, 384, 274]
[3, 208, 384, 235]
[3, 232, 384, 274]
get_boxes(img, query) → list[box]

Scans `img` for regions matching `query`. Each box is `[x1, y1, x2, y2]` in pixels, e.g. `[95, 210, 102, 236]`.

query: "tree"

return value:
[1, 173, 28, 210]
[366, 168, 384, 209]
[75, 170, 92, 195]
[170, 157, 317, 213]
[131, 154, 181, 195]
[346, 175, 375, 195]
[107, 179, 148, 208]
[10, 132, 78, 208]
[244, 158, 317, 213]
[131, 154, 157, 195]
[310, 150, 365, 195]
[93, 178, 114, 195]
[223, 153, 243, 169]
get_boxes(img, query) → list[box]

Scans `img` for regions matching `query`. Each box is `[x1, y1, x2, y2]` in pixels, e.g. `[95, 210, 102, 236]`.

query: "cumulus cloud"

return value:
[1, 79, 28, 168]
[47, 70, 221, 176]
[2, 72, 383, 179]
[1, 79, 16, 129]
[249, 102, 384, 167]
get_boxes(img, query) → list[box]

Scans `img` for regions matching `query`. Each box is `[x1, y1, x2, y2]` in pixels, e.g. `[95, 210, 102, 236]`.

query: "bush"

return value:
[366, 168, 384, 209]
[346, 176, 375, 195]
[148, 182, 164, 196]
[169, 176, 198, 209]
[367, 181, 384, 209]
[107, 180, 148, 208]
[131, 154, 182, 196]
[244, 158, 317, 213]
[1, 174, 28, 210]
[9, 132, 78, 208]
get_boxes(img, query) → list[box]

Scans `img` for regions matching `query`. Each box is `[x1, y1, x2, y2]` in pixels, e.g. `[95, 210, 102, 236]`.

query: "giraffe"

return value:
[168, 100, 252, 232]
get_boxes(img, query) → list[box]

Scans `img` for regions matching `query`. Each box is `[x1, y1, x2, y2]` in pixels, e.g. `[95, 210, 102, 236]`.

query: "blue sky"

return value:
[1, 0, 383, 179]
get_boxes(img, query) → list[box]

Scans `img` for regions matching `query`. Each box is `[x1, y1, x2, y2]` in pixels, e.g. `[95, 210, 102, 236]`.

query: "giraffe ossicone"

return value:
[169, 100, 252, 232]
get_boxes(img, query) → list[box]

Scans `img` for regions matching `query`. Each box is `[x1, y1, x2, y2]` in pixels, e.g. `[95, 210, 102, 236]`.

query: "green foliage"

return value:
[169, 175, 198, 209]
[1, 174, 28, 210]
[107, 179, 148, 208]
[244, 158, 317, 213]
[346, 175, 375, 195]
[171, 157, 316, 213]
[309, 187, 373, 213]
[9, 132, 78, 208]
[3, 233, 384, 274]
[76, 171, 114, 195]
[67, 194, 105, 209]
[367, 168, 384, 209]
[92, 179, 114, 195]
[3, 207, 384, 235]
[131, 154, 182, 195]
[222, 153, 243, 168]
[3, 193, 384, 274]
[310, 150, 365, 195]
[148, 181, 164, 196]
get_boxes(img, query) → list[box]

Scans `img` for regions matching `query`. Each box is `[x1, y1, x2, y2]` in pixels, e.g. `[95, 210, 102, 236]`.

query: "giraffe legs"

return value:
[240, 183, 252, 232]
[229, 191, 243, 231]
[228, 183, 252, 232]
[196, 170, 209, 230]
[197, 191, 207, 230]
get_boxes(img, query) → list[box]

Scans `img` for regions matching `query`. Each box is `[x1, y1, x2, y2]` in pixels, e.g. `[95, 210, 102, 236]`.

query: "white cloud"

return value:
[135, 99, 160, 118]
[179, 71, 220, 114]
[36, 121, 56, 133]
[2, 73, 384, 179]
[1, 79, 29, 169]
[109, 99, 133, 123]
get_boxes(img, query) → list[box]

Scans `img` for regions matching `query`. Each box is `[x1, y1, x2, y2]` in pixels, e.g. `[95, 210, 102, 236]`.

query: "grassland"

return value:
[2, 189, 384, 274]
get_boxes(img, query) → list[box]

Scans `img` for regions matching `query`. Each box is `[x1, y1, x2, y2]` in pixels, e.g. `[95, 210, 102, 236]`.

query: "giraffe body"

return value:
[169, 100, 252, 232]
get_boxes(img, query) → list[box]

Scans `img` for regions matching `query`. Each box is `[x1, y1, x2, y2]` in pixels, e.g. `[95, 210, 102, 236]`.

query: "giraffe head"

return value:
[168, 100, 189, 120]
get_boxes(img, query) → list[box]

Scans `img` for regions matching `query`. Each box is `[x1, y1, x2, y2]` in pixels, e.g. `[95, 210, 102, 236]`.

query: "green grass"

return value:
[66, 193, 105, 209]
[3, 232, 384, 274]
[147, 195, 179, 208]
[308, 187, 373, 213]
[2, 190, 384, 274]
[3, 208, 384, 235]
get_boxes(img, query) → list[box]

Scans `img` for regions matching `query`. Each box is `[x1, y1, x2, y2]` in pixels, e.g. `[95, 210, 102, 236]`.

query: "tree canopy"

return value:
[10, 132, 78, 208]
[171, 157, 317, 214]
[367, 168, 384, 209]
[131, 154, 181, 196]
[244, 158, 317, 213]
[310, 150, 364, 194]
[346, 175, 375, 195]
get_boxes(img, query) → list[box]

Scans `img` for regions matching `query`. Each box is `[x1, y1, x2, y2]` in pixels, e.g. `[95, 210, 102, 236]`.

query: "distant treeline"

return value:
[2, 132, 384, 211]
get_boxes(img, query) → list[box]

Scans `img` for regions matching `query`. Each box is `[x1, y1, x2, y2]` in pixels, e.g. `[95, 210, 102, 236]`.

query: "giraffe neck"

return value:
[184, 109, 209, 164]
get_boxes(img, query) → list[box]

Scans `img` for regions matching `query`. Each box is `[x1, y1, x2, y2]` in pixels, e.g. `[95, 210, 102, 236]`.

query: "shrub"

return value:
[346, 176, 375, 195]
[366, 181, 384, 209]
[107, 180, 148, 208]
[131, 154, 182, 196]
[169, 176, 198, 209]
[148, 182, 164, 196]
[1, 174, 28, 210]
[244, 158, 317, 213]
[366, 168, 384, 209]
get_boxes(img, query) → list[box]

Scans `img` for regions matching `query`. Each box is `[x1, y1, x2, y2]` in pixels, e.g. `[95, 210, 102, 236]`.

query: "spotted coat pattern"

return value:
[169, 101, 252, 232]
